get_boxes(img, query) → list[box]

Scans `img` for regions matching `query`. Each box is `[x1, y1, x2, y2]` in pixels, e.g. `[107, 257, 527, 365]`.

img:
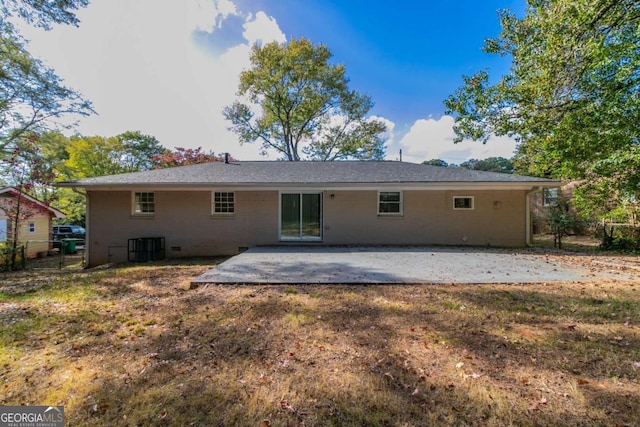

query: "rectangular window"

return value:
[213, 192, 235, 214]
[543, 188, 559, 207]
[28, 221, 36, 233]
[378, 191, 402, 215]
[453, 196, 474, 210]
[134, 192, 155, 214]
[0, 219, 7, 242]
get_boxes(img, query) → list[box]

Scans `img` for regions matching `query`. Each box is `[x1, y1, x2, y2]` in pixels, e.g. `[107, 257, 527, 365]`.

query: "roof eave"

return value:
[61, 180, 560, 192]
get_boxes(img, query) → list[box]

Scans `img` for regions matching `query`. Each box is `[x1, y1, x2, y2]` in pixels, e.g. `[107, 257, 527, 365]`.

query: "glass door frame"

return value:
[278, 191, 323, 241]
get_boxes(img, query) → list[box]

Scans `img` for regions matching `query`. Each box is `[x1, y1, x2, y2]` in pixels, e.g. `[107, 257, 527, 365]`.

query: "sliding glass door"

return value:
[280, 193, 322, 240]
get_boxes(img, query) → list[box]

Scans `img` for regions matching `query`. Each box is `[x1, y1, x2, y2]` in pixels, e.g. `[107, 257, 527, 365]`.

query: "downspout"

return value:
[525, 187, 541, 247]
[84, 190, 90, 268]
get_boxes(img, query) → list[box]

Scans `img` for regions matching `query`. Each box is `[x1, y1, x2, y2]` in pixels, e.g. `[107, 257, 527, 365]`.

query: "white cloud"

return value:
[395, 115, 518, 164]
[17, 0, 286, 160]
[243, 11, 286, 46]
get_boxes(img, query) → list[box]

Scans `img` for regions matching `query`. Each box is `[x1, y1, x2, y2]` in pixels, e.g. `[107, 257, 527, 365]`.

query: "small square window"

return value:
[453, 196, 474, 210]
[28, 222, 36, 233]
[378, 191, 402, 215]
[543, 188, 559, 207]
[134, 192, 155, 214]
[213, 192, 235, 214]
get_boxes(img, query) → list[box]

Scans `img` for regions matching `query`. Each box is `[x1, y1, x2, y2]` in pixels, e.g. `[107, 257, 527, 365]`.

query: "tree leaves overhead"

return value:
[444, 0, 639, 230]
[444, 0, 640, 179]
[0, 24, 93, 152]
[223, 37, 387, 161]
[0, 0, 89, 29]
[0, 0, 92, 154]
[459, 157, 515, 174]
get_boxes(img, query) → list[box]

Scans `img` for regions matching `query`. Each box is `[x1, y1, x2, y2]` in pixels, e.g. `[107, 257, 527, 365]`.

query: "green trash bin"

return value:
[63, 239, 77, 254]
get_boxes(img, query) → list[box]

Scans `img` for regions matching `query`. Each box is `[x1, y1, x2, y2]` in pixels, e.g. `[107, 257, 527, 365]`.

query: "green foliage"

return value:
[422, 159, 450, 167]
[116, 131, 165, 171]
[444, 0, 639, 244]
[459, 157, 514, 174]
[0, 24, 93, 154]
[545, 198, 578, 249]
[223, 37, 387, 161]
[444, 0, 639, 176]
[62, 131, 164, 178]
[0, 241, 25, 271]
[0, 0, 88, 29]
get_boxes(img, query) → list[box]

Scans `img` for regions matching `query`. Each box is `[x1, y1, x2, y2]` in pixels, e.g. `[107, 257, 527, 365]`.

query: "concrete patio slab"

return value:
[192, 246, 627, 284]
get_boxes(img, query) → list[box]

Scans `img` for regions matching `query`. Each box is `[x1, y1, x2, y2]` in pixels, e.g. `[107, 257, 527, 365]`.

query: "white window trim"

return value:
[377, 190, 403, 216]
[132, 191, 155, 216]
[212, 191, 235, 215]
[453, 196, 475, 210]
[28, 221, 36, 233]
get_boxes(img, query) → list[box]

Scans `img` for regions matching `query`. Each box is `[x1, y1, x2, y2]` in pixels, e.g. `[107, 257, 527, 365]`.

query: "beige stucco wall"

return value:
[86, 188, 529, 267]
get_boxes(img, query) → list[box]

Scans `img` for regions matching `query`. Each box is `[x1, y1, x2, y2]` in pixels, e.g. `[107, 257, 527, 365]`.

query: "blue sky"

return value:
[19, 0, 526, 164]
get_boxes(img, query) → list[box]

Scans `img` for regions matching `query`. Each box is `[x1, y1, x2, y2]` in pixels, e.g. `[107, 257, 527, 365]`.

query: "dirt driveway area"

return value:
[192, 246, 639, 284]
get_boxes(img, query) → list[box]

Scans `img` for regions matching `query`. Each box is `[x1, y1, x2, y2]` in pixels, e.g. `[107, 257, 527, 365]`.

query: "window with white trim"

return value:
[213, 191, 235, 214]
[378, 191, 403, 215]
[543, 188, 559, 207]
[28, 221, 36, 233]
[453, 196, 474, 210]
[133, 192, 155, 214]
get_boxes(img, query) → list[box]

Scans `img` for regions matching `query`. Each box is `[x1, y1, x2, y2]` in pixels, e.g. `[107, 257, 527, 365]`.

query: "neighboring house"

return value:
[0, 187, 66, 258]
[60, 161, 558, 267]
[530, 180, 583, 234]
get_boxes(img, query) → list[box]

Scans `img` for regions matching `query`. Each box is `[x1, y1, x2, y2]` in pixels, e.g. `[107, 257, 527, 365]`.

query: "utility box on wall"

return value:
[128, 237, 165, 262]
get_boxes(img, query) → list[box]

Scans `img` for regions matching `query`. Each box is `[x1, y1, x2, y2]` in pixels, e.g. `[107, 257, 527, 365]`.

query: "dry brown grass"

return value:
[1, 253, 639, 426]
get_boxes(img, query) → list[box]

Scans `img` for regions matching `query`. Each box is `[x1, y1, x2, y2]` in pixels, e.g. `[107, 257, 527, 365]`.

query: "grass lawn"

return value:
[1, 252, 639, 426]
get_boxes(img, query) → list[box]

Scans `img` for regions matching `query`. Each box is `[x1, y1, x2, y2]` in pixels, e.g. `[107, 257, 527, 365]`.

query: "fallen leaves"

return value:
[529, 397, 548, 411]
[280, 400, 295, 413]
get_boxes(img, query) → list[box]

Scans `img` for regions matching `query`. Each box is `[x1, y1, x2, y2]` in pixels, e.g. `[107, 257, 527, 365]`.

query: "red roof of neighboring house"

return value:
[0, 187, 66, 219]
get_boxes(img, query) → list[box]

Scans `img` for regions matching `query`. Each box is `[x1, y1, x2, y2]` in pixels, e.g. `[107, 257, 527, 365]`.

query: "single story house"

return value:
[60, 160, 558, 267]
[0, 187, 66, 258]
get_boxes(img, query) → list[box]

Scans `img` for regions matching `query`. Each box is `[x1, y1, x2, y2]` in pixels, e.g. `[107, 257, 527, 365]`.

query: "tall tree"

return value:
[0, 132, 54, 269]
[0, 0, 92, 155]
[63, 132, 166, 178]
[223, 37, 387, 161]
[1, 0, 89, 30]
[422, 159, 451, 167]
[116, 131, 165, 171]
[459, 157, 514, 174]
[444, 0, 639, 226]
[0, 24, 93, 153]
[152, 147, 220, 169]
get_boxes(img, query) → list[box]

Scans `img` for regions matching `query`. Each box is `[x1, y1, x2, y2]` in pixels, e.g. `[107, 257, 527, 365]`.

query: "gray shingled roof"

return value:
[61, 161, 556, 187]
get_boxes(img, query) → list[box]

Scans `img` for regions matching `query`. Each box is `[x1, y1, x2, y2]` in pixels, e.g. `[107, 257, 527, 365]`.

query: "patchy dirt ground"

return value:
[1, 251, 639, 426]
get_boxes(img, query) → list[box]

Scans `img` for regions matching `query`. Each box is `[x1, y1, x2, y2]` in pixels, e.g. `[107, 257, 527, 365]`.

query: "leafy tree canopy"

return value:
[459, 157, 514, 174]
[445, 0, 638, 178]
[422, 159, 450, 167]
[444, 0, 639, 225]
[0, 0, 92, 154]
[1, 0, 89, 29]
[152, 147, 221, 169]
[62, 131, 165, 178]
[223, 37, 387, 161]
